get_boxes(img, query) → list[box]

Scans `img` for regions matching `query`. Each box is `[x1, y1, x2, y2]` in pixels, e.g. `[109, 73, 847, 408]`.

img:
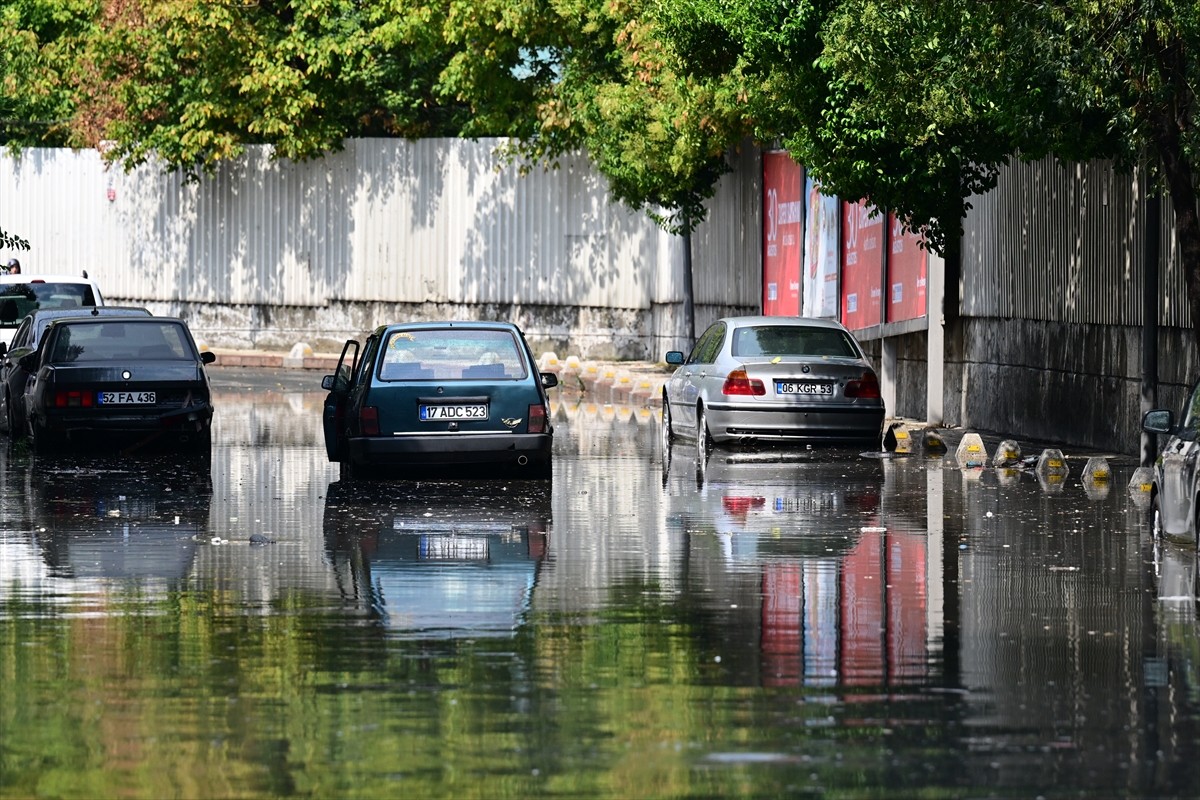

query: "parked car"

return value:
[322, 321, 558, 479]
[19, 316, 215, 455]
[662, 316, 886, 458]
[0, 272, 105, 349]
[0, 306, 151, 439]
[1142, 381, 1200, 548]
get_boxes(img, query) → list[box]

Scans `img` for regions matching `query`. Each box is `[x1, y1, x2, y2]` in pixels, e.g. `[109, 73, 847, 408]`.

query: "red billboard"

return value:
[841, 200, 884, 330]
[762, 153, 803, 315]
[886, 214, 928, 323]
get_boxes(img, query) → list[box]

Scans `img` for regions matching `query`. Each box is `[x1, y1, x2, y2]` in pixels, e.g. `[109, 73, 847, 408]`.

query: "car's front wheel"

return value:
[661, 394, 675, 445]
[696, 404, 713, 461]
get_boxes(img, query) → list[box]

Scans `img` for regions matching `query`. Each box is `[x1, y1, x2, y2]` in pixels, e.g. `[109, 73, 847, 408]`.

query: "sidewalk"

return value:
[208, 347, 676, 408]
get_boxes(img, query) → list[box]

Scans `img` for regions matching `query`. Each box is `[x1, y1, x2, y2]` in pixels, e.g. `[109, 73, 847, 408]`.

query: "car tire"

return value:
[1150, 493, 1164, 539]
[186, 427, 212, 459]
[696, 404, 713, 460]
[661, 393, 675, 446]
[29, 418, 62, 455]
[6, 398, 24, 442]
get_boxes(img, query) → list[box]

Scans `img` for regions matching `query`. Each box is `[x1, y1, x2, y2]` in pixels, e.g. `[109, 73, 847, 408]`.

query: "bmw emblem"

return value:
[122, 370, 132, 380]
[801, 365, 811, 374]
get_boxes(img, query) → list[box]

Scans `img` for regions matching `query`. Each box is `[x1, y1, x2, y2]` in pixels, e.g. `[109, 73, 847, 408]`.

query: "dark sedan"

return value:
[0, 306, 151, 440]
[322, 321, 558, 479]
[20, 316, 215, 455]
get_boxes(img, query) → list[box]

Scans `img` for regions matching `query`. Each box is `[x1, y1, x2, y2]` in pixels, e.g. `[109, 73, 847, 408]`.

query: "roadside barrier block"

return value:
[955, 433, 988, 470]
[993, 439, 1022, 467]
[1127, 466, 1154, 510]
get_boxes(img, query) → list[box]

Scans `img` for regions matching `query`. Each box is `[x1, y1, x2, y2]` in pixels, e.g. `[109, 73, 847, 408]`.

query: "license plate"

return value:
[775, 381, 833, 395]
[420, 403, 487, 421]
[419, 535, 489, 560]
[98, 390, 156, 405]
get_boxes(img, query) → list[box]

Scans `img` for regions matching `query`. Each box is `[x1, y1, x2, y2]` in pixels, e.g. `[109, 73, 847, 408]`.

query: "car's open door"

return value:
[321, 339, 360, 462]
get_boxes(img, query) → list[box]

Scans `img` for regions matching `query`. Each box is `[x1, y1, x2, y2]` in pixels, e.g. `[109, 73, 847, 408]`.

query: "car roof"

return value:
[375, 320, 523, 334]
[27, 306, 149, 323]
[48, 314, 186, 327]
[716, 315, 852, 331]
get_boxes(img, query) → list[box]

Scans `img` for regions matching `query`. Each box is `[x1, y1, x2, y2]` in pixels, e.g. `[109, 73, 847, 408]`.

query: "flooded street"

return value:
[2, 367, 1198, 798]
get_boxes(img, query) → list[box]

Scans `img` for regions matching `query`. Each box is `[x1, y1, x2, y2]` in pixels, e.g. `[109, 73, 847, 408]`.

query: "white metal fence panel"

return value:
[962, 156, 1186, 327]
[2, 140, 760, 316]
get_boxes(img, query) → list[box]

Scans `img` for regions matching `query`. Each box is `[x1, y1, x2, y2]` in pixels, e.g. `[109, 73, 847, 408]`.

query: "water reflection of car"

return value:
[321, 321, 558, 479]
[323, 480, 551, 638]
[662, 316, 885, 463]
[27, 458, 210, 581]
[1142, 382, 1200, 549]
[0, 306, 152, 440]
[663, 444, 882, 557]
[19, 316, 216, 455]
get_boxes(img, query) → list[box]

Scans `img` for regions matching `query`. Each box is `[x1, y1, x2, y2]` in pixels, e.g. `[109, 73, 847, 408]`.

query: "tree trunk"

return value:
[1156, 130, 1200, 354]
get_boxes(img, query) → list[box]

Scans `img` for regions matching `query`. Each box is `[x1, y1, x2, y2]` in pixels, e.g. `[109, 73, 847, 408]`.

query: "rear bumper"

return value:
[40, 403, 213, 435]
[348, 432, 552, 467]
[705, 402, 884, 444]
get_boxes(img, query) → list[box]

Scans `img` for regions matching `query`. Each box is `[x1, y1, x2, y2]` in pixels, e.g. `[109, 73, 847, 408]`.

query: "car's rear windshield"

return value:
[378, 328, 528, 381]
[48, 321, 196, 363]
[731, 325, 861, 359]
[0, 282, 99, 329]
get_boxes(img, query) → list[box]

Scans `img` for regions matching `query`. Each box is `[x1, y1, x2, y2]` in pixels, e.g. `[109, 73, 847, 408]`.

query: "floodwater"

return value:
[1, 367, 1198, 799]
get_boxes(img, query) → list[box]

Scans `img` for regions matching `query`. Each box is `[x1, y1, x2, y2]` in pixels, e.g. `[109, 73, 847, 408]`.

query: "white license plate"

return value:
[98, 391, 156, 405]
[420, 403, 487, 421]
[775, 381, 833, 395]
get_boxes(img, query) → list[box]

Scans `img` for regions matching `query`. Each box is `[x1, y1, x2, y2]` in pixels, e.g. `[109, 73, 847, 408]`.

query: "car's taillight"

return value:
[55, 390, 94, 408]
[528, 403, 549, 434]
[359, 406, 380, 435]
[722, 369, 765, 396]
[845, 371, 881, 399]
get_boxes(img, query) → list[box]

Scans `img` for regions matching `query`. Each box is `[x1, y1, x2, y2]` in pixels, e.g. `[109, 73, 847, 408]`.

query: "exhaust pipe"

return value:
[517, 455, 529, 465]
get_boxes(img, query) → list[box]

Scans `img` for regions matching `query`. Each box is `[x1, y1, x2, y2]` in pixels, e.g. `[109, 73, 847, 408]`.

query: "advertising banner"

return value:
[762, 153, 803, 315]
[841, 200, 884, 330]
[886, 214, 928, 323]
[802, 178, 840, 318]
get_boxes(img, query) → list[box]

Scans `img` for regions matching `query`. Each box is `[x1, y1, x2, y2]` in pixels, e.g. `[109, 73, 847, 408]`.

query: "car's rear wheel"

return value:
[29, 417, 63, 455]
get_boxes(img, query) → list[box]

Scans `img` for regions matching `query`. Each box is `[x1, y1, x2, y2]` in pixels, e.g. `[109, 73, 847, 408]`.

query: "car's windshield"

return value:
[48, 321, 195, 363]
[731, 325, 860, 358]
[379, 328, 527, 381]
[0, 282, 98, 329]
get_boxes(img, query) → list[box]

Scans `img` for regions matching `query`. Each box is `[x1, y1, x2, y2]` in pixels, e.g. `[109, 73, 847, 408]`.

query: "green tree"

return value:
[0, 0, 98, 147]
[666, 0, 1200, 343]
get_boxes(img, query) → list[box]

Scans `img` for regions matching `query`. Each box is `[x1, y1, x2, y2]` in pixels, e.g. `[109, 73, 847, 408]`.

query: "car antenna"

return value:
[82, 270, 89, 278]
[91, 307, 100, 316]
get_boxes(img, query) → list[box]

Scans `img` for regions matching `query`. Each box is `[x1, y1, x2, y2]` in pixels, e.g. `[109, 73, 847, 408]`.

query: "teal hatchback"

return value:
[321, 321, 558, 479]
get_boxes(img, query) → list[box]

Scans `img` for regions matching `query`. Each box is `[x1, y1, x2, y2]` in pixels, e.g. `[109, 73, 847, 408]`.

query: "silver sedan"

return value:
[662, 316, 886, 455]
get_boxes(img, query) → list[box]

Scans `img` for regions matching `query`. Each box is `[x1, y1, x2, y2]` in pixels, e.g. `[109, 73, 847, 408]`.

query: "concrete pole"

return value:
[1141, 190, 1161, 467]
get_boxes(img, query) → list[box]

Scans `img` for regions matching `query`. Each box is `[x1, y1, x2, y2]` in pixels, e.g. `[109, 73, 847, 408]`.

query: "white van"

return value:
[0, 273, 106, 349]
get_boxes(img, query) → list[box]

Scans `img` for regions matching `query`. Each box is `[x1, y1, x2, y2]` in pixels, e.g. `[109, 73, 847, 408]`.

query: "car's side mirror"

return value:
[17, 353, 38, 373]
[1142, 409, 1174, 435]
[201, 351, 216, 365]
[541, 372, 559, 389]
[321, 374, 336, 392]
[665, 351, 685, 366]
[0, 342, 7, 358]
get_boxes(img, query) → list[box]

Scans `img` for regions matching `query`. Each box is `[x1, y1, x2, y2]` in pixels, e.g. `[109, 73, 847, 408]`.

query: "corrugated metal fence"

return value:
[1, 139, 762, 329]
[961, 158, 1188, 328]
